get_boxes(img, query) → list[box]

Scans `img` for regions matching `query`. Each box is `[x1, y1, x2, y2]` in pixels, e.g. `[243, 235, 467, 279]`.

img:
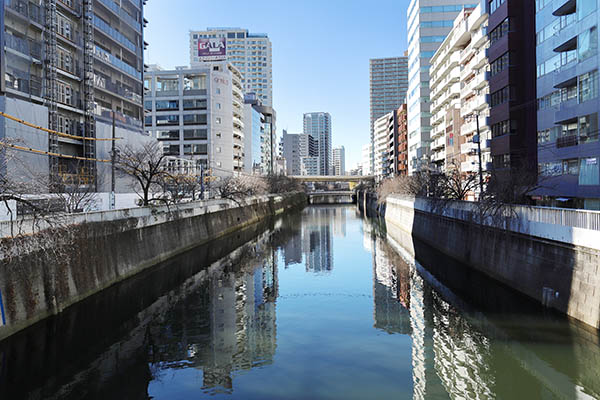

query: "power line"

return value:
[2, 143, 112, 163]
[0, 111, 120, 142]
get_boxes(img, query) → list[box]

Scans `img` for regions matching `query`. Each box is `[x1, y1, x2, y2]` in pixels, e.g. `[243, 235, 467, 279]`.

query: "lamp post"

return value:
[470, 112, 484, 199]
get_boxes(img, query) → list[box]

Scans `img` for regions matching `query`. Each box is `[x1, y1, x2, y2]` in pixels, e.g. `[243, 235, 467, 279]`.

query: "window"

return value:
[144, 116, 152, 125]
[490, 18, 509, 45]
[183, 114, 207, 125]
[183, 99, 207, 110]
[144, 100, 152, 111]
[493, 154, 510, 169]
[579, 113, 599, 143]
[57, 14, 73, 40]
[489, 0, 506, 13]
[537, 127, 560, 144]
[579, 70, 599, 103]
[183, 74, 206, 91]
[579, 27, 598, 62]
[156, 115, 179, 125]
[539, 161, 563, 176]
[184, 129, 207, 140]
[490, 86, 513, 107]
[579, 158, 599, 185]
[57, 47, 74, 73]
[183, 144, 207, 155]
[162, 145, 179, 155]
[216, 102, 221, 109]
[563, 159, 579, 175]
[157, 130, 179, 140]
[215, 88, 221, 94]
[155, 100, 178, 110]
[215, 117, 222, 124]
[490, 52, 510, 77]
[144, 78, 151, 91]
[491, 120, 517, 138]
[578, 0, 597, 20]
[538, 91, 561, 110]
[156, 77, 179, 92]
[57, 81, 73, 105]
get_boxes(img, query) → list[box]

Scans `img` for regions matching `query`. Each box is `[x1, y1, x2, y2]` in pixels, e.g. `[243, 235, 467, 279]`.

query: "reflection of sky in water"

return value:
[148, 206, 600, 400]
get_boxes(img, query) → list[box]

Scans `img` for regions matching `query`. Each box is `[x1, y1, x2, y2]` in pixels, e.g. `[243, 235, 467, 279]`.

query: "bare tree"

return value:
[215, 175, 266, 203]
[440, 162, 479, 201]
[159, 172, 202, 204]
[264, 175, 303, 194]
[115, 141, 170, 206]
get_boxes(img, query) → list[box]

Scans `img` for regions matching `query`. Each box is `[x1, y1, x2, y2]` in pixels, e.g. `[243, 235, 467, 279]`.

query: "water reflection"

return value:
[0, 206, 599, 399]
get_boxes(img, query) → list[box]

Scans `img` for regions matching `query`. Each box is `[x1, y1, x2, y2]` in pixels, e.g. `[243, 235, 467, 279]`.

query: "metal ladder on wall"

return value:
[82, 0, 96, 189]
[44, 0, 59, 188]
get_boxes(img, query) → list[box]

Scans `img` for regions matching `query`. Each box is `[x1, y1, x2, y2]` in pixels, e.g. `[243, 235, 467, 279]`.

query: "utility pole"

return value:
[473, 112, 484, 199]
[110, 111, 116, 209]
[200, 164, 204, 200]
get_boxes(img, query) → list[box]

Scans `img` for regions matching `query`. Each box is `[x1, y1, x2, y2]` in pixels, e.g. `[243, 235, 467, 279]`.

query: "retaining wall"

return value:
[382, 194, 600, 330]
[0, 193, 306, 340]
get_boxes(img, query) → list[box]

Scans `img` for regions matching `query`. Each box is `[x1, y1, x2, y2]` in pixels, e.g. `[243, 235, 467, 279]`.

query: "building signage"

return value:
[198, 38, 226, 60]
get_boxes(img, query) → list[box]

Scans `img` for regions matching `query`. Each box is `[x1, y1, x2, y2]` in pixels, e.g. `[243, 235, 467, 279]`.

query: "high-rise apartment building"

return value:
[303, 112, 332, 175]
[281, 129, 317, 176]
[395, 104, 409, 176]
[487, 0, 537, 182]
[144, 62, 245, 174]
[429, 4, 491, 176]
[189, 28, 273, 107]
[406, 0, 479, 174]
[243, 95, 265, 174]
[361, 143, 373, 176]
[373, 113, 391, 179]
[333, 146, 345, 176]
[535, 0, 600, 209]
[369, 56, 409, 171]
[1, 0, 147, 191]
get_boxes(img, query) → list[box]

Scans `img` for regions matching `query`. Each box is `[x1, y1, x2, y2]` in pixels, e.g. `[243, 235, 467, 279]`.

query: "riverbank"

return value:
[0, 192, 306, 340]
[358, 190, 600, 330]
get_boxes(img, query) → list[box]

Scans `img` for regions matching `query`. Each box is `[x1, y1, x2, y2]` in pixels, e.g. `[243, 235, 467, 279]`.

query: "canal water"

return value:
[1, 205, 599, 399]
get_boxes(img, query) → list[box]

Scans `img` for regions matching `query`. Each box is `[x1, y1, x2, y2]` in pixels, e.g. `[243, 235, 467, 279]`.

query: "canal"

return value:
[1, 205, 599, 399]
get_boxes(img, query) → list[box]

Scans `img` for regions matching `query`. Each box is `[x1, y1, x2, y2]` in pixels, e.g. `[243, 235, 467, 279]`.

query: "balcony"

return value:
[461, 159, 478, 173]
[5, 0, 44, 25]
[93, 15, 138, 54]
[471, 26, 488, 49]
[460, 141, 477, 155]
[94, 45, 141, 80]
[431, 149, 446, 162]
[4, 70, 42, 97]
[4, 32, 42, 61]
[94, 76, 142, 104]
[432, 136, 445, 151]
[97, 0, 141, 33]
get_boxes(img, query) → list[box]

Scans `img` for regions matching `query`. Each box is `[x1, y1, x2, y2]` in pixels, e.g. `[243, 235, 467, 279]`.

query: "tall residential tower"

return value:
[369, 56, 409, 171]
[303, 112, 332, 175]
[406, 0, 479, 173]
[189, 28, 273, 107]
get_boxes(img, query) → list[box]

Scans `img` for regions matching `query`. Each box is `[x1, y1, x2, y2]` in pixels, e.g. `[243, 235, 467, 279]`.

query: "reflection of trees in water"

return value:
[146, 231, 279, 395]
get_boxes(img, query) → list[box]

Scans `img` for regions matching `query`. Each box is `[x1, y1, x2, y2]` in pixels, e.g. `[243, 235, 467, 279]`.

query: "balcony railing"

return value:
[94, 45, 141, 80]
[93, 15, 138, 54]
[4, 32, 42, 60]
[5, 0, 44, 25]
[97, 0, 141, 33]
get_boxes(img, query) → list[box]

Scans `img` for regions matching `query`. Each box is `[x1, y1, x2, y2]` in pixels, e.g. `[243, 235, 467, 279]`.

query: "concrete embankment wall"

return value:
[369, 192, 600, 330]
[0, 193, 306, 340]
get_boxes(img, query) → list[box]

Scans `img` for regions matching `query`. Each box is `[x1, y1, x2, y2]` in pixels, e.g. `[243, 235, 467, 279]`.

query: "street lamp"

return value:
[466, 112, 484, 199]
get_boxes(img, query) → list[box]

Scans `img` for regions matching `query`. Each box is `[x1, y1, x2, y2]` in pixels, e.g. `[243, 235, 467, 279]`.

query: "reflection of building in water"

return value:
[301, 208, 334, 273]
[331, 208, 347, 238]
[362, 219, 374, 252]
[372, 237, 411, 334]
[202, 253, 278, 393]
[283, 238, 302, 267]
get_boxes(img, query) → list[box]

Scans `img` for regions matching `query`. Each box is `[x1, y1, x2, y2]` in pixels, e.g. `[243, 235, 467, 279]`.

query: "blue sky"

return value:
[144, 0, 409, 168]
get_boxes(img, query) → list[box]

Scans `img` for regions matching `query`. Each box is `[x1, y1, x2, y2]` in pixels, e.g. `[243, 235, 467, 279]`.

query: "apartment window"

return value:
[493, 154, 511, 169]
[537, 127, 560, 144]
[183, 74, 206, 90]
[216, 88, 221, 95]
[578, 0, 597, 20]
[490, 52, 510, 77]
[537, 91, 561, 110]
[183, 144, 208, 155]
[579, 113, 599, 143]
[490, 18, 509, 45]
[216, 102, 221, 110]
[57, 14, 73, 41]
[162, 145, 179, 155]
[215, 117, 222, 124]
[490, 86, 513, 107]
[183, 99, 207, 110]
[489, 0, 506, 14]
[579, 158, 599, 185]
[57, 115, 74, 135]
[579, 70, 599, 103]
[144, 78, 151, 91]
[579, 27, 598, 62]
[57, 47, 74, 74]
[184, 129, 207, 140]
[539, 161, 563, 176]
[57, 81, 73, 105]
[560, 83, 577, 102]
[156, 77, 179, 92]
[144, 100, 152, 111]
[157, 130, 179, 140]
[155, 100, 178, 111]
[156, 115, 179, 125]
[183, 114, 207, 125]
[563, 159, 580, 175]
[491, 120, 517, 138]
[144, 116, 152, 125]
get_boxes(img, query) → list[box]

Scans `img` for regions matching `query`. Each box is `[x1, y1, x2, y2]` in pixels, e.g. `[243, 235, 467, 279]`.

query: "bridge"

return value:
[307, 191, 355, 205]
[290, 175, 375, 182]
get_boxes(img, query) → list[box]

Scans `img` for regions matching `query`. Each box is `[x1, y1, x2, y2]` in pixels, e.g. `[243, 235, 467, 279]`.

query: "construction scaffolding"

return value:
[82, 0, 97, 189]
[43, 0, 59, 185]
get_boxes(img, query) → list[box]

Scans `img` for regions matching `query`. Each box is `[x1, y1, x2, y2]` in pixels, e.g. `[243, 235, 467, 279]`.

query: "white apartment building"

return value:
[406, 0, 480, 174]
[373, 113, 391, 179]
[429, 3, 490, 176]
[189, 28, 273, 107]
[301, 156, 320, 176]
[458, 5, 491, 176]
[144, 62, 245, 175]
[333, 146, 346, 176]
